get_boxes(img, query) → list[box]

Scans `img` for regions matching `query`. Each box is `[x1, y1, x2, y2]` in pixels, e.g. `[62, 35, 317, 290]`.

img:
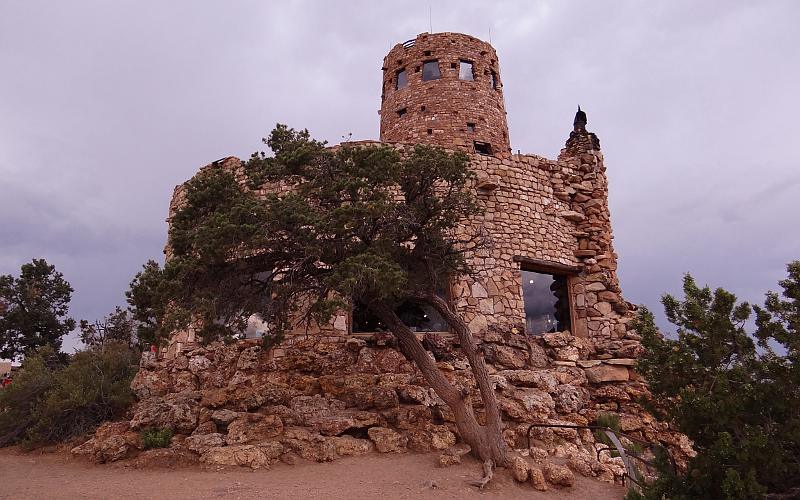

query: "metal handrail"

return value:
[525, 422, 677, 492]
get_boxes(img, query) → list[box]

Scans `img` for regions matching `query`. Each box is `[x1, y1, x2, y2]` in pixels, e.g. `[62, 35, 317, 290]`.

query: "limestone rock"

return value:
[543, 462, 575, 487]
[331, 435, 374, 456]
[553, 384, 588, 413]
[185, 433, 226, 454]
[130, 391, 200, 434]
[488, 344, 527, 369]
[367, 427, 407, 453]
[210, 409, 240, 426]
[585, 364, 629, 384]
[130, 369, 170, 399]
[188, 355, 211, 375]
[430, 425, 457, 450]
[511, 455, 531, 482]
[530, 467, 549, 491]
[226, 414, 283, 444]
[498, 370, 558, 392]
[201, 443, 283, 469]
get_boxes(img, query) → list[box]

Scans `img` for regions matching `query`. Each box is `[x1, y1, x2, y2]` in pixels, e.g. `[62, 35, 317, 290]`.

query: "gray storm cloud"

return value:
[1, 1, 797, 352]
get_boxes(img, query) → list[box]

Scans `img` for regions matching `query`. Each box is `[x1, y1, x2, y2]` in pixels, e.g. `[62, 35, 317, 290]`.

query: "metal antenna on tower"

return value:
[429, 4, 432, 33]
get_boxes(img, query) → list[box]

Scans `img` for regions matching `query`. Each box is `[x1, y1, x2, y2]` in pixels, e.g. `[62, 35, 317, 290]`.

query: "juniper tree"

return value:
[632, 262, 800, 499]
[0, 259, 75, 360]
[130, 125, 512, 474]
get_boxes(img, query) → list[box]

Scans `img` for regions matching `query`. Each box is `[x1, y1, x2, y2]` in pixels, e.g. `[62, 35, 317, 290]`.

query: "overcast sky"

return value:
[1, 1, 797, 353]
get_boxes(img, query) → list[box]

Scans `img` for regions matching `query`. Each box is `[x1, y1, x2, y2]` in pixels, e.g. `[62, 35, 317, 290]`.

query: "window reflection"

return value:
[521, 269, 571, 335]
[422, 60, 441, 81]
[459, 60, 474, 81]
[352, 299, 448, 333]
[396, 69, 408, 89]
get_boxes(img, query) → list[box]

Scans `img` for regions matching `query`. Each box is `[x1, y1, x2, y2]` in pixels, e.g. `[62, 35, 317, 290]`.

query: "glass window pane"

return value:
[422, 60, 440, 81]
[352, 295, 449, 333]
[521, 270, 571, 335]
[459, 61, 474, 81]
[396, 69, 408, 89]
[396, 302, 448, 332]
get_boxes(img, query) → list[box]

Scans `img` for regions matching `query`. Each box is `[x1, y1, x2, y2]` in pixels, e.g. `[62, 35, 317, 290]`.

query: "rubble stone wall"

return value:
[74, 331, 692, 482]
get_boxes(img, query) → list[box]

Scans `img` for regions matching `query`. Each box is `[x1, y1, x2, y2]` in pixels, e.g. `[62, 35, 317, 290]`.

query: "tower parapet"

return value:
[379, 32, 510, 157]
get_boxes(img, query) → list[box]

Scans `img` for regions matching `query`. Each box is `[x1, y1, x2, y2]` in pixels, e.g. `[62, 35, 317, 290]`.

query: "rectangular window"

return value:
[396, 69, 408, 89]
[490, 71, 498, 89]
[474, 141, 492, 155]
[351, 299, 448, 333]
[466, 122, 476, 132]
[422, 60, 440, 81]
[521, 269, 571, 335]
[459, 60, 474, 81]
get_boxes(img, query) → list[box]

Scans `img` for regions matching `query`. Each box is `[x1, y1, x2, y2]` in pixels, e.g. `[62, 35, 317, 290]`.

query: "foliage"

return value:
[632, 262, 800, 499]
[0, 342, 138, 448]
[140, 427, 174, 449]
[0, 259, 76, 360]
[137, 124, 479, 346]
[129, 125, 514, 468]
[126, 260, 170, 348]
[79, 306, 141, 351]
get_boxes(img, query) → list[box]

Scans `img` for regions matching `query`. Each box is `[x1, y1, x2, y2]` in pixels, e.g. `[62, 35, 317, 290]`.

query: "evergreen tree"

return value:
[130, 125, 511, 477]
[632, 262, 800, 499]
[0, 259, 75, 360]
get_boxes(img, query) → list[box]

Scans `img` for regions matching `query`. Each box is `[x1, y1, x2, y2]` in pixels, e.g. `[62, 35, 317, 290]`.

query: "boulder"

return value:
[514, 388, 555, 421]
[226, 414, 283, 444]
[487, 345, 527, 369]
[129, 391, 200, 434]
[355, 348, 413, 374]
[543, 462, 575, 487]
[188, 355, 211, 375]
[70, 422, 139, 463]
[237, 346, 262, 370]
[185, 433, 226, 454]
[201, 443, 284, 469]
[511, 456, 531, 482]
[553, 384, 588, 414]
[530, 467, 549, 491]
[367, 427, 407, 453]
[331, 435, 373, 456]
[498, 370, 558, 392]
[585, 365, 629, 384]
[542, 331, 572, 348]
[130, 369, 170, 399]
[210, 409, 240, 426]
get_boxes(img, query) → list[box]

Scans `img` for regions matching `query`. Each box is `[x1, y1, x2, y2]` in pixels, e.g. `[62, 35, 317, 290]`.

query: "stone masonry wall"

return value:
[162, 124, 638, 365]
[380, 32, 510, 156]
[73, 330, 693, 485]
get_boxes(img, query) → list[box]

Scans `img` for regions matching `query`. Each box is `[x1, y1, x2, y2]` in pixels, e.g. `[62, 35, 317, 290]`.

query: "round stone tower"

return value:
[379, 32, 511, 157]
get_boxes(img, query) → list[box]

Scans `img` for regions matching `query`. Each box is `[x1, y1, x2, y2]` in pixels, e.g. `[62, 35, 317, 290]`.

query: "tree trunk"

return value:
[370, 302, 511, 467]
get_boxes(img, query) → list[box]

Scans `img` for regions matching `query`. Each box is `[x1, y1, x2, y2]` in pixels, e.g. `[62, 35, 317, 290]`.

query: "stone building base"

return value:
[73, 330, 693, 485]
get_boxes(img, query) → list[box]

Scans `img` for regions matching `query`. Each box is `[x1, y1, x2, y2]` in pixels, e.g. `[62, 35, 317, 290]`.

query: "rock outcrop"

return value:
[73, 330, 692, 486]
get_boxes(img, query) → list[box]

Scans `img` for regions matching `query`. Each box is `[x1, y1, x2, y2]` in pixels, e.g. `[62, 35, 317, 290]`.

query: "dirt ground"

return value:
[0, 447, 626, 500]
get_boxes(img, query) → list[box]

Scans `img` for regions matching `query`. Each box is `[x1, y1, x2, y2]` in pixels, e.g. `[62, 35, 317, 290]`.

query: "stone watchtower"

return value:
[379, 33, 511, 157]
[165, 31, 638, 374]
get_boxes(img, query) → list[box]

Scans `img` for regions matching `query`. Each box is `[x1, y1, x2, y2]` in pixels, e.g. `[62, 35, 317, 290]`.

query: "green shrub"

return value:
[0, 342, 138, 448]
[140, 427, 173, 449]
[632, 262, 800, 499]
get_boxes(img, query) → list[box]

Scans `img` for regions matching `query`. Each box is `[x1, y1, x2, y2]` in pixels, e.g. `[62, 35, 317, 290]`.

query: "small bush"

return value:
[0, 342, 138, 448]
[140, 427, 173, 449]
